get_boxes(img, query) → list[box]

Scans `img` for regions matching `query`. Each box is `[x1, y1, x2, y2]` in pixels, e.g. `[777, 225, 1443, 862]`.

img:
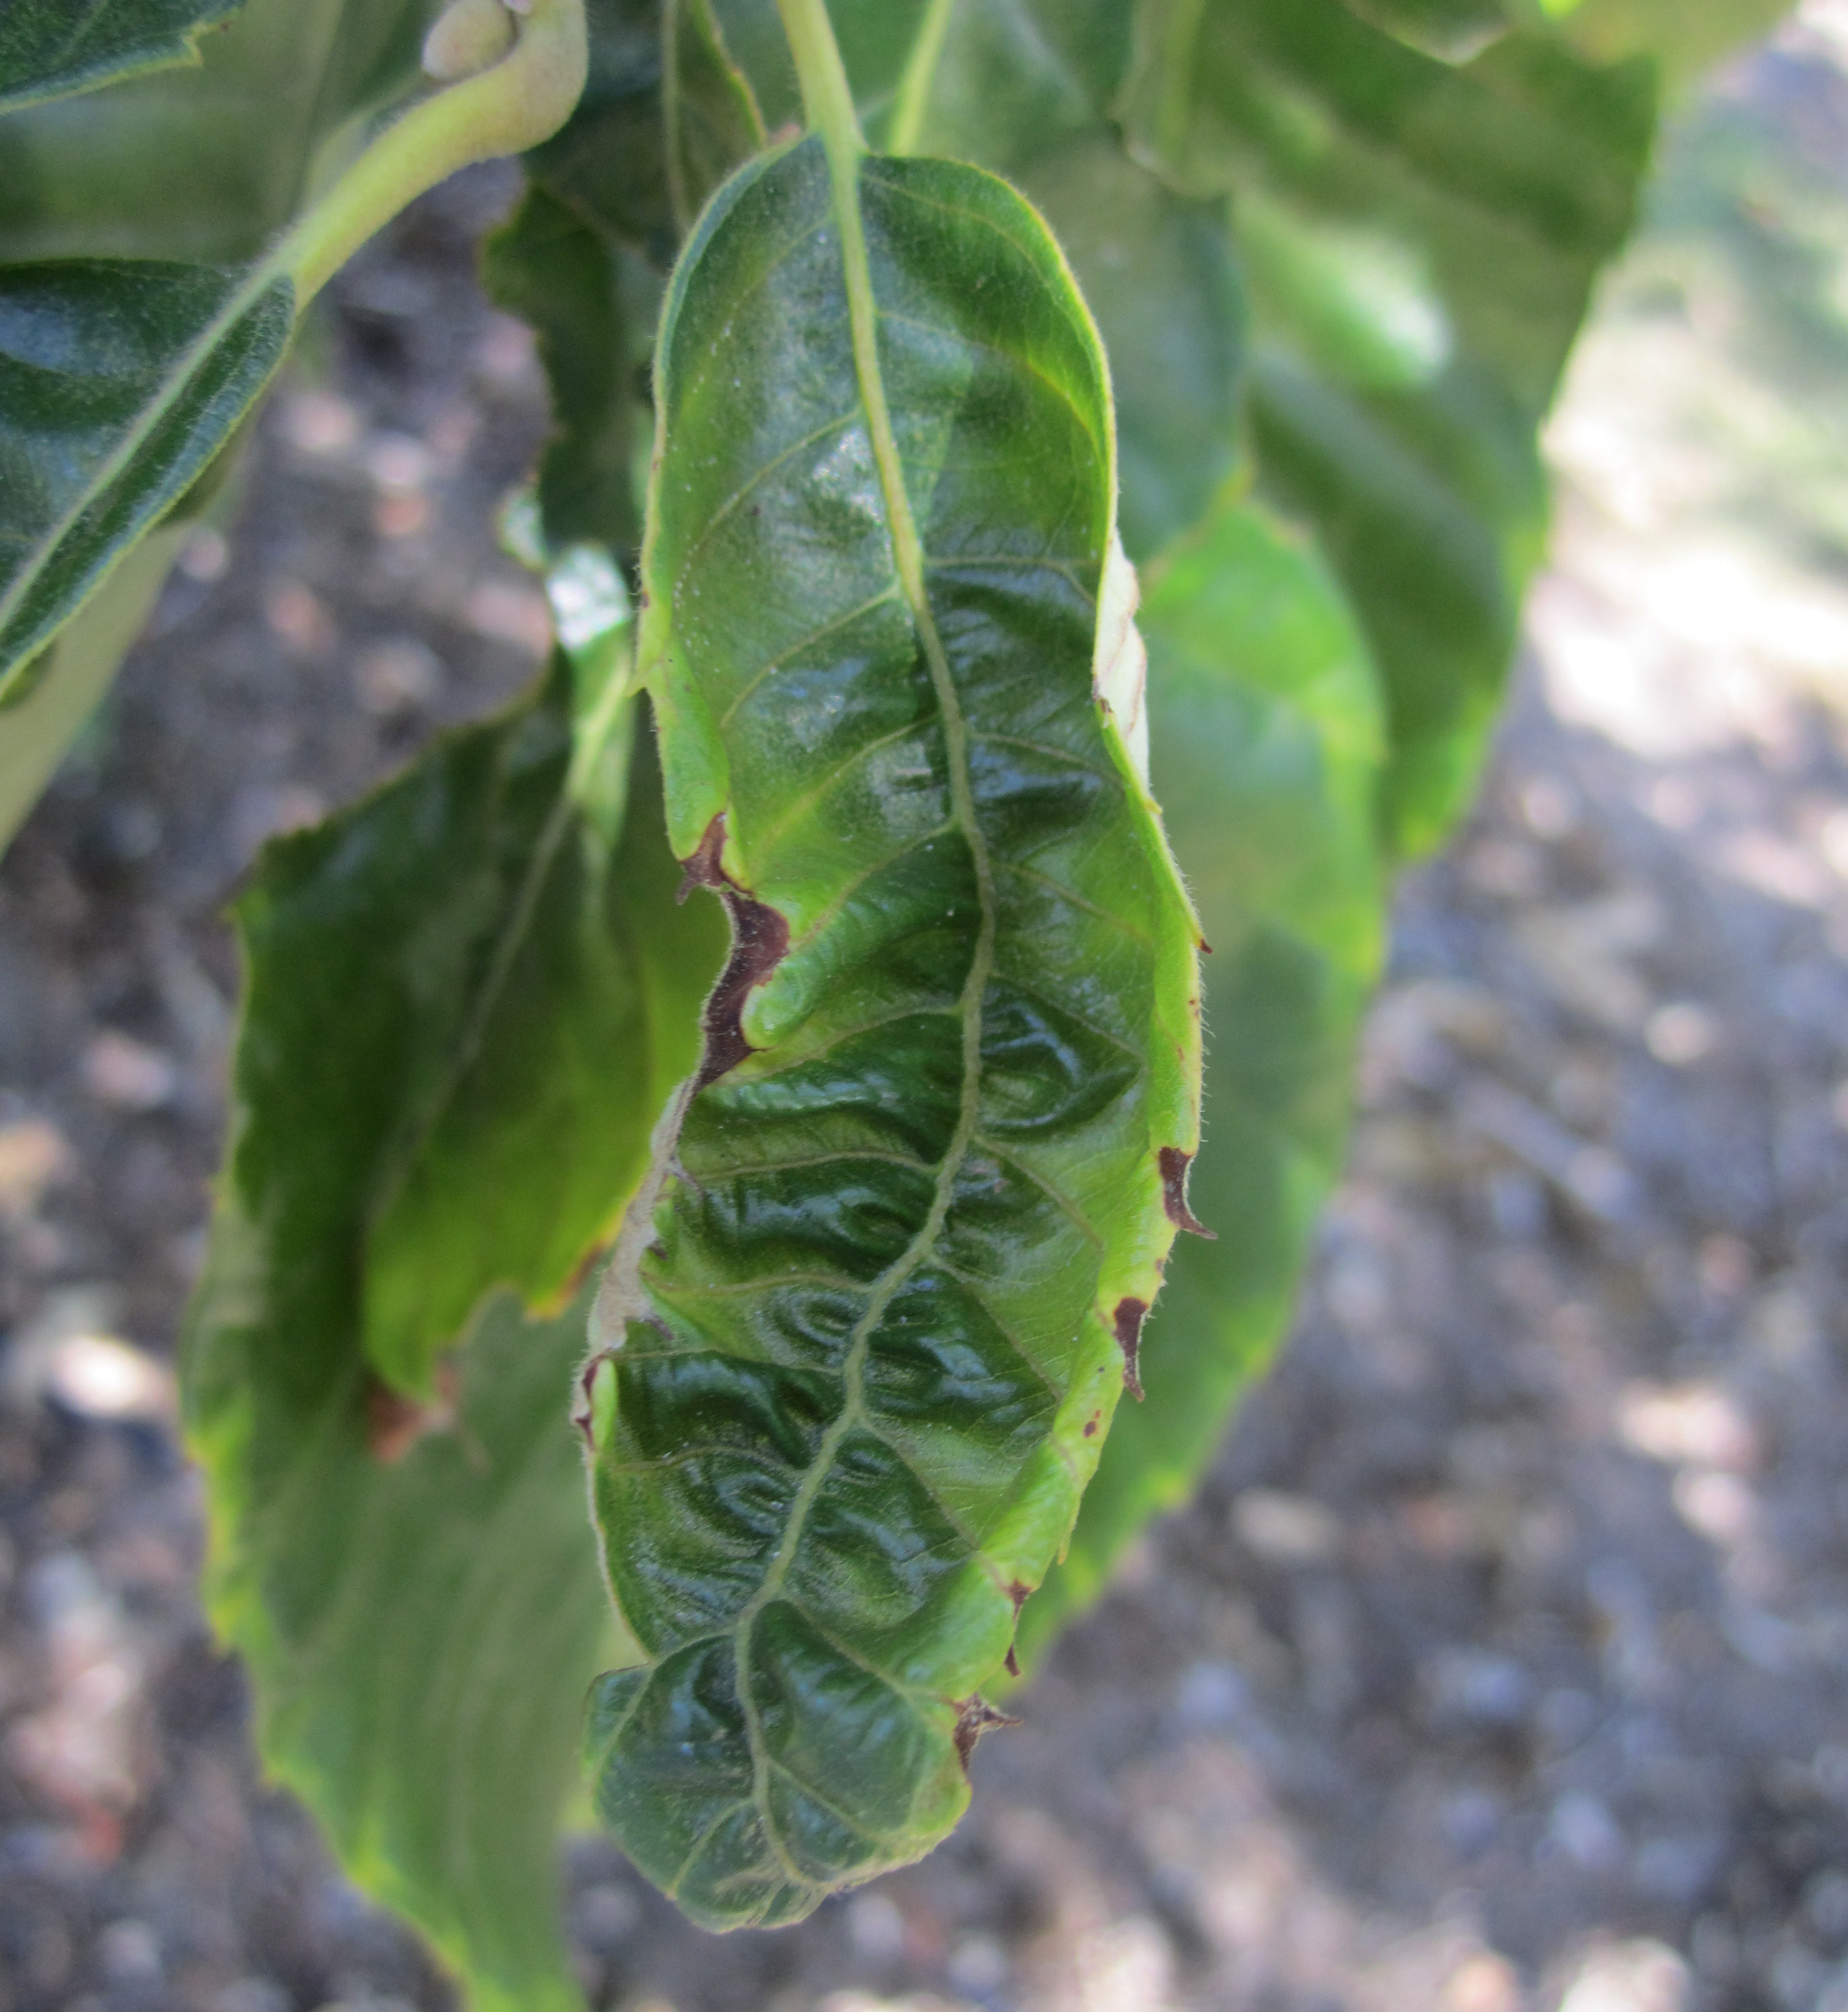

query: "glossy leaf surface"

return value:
[0, 0, 246, 112]
[1124, 0, 1655, 853]
[582, 135, 1203, 1929]
[185, 684, 721, 2006]
[853, 0, 1245, 562]
[1019, 495, 1387, 1665]
[0, 257, 293, 699]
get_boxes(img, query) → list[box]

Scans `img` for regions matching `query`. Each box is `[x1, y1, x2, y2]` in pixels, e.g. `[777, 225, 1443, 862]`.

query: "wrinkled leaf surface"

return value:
[582, 135, 1203, 1930]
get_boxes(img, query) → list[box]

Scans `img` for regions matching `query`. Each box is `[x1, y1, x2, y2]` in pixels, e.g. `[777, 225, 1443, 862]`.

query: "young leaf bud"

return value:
[422, 0, 517, 82]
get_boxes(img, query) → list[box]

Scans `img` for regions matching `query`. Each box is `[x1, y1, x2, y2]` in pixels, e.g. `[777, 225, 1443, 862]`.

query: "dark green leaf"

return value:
[0, 0, 433, 846]
[1017, 493, 1387, 1665]
[1016, 135, 1243, 561]
[483, 184, 643, 559]
[664, 0, 768, 232]
[582, 134, 1203, 1929]
[0, 257, 293, 699]
[1124, 0, 1656, 852]
[184, 687, 723, 2004]
[0, 0, 247, 113]
[526, 0, 676, 261]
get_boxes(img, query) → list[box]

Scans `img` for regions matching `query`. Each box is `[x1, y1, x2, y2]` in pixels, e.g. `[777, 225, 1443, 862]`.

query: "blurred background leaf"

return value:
[0, 0, 250, 115]
[1122, 0, 1657, 857]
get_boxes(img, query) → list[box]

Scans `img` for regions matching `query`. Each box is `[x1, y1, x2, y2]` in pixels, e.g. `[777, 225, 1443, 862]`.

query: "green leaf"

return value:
[526, 0, 676, 259]
[0, 257, 294, 699]
[877, 0, 1131, 161]
[0, 0, 433, 265]
[581, 132, 1203, 1930]
[0, 0, 248, 113]
[1124, 0, 1656, 853]
[664, 0, 769, 233]
[483, 184, 644, 561]
[191, 1274, 606, 2012]
[185, 686, 723, 2005]
[867, 0, 1246, 561]
[1015, 135, 1243, 561]
[1340, 0, 1536, 63]
[0, 0, 434, 845]
[1016, 493, 1387, 1667]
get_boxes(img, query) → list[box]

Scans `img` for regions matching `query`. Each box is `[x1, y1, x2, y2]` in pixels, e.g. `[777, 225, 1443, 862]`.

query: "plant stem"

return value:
[774, 0, 862, 172]
[273, 0, 589, 307]
[887, 0, 955, 155]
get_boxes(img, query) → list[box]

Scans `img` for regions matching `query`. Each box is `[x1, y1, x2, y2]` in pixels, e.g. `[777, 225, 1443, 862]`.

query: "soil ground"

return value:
[5, 11, 1848, 2011]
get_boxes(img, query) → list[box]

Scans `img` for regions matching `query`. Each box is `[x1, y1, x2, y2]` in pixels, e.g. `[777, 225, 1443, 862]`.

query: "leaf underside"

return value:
[185, 685, 722, 2007]
[582, 136, 1202, 1930]
[0, 0, 247, 113]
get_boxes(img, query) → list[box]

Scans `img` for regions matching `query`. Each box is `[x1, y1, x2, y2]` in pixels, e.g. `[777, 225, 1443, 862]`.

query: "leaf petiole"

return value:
[773, 0, 864, 171]
[275, 0, 589, 307]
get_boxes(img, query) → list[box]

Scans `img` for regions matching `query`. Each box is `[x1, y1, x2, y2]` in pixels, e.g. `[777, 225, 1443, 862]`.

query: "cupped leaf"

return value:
[0, 0, 248, 114]
[1124, 0, 1655, 853]
[1016, 493, 1387, 1668]
[185, 683, 723, 2006]
[0, 257, 293, 700]
[582, 134, 1203, 1929]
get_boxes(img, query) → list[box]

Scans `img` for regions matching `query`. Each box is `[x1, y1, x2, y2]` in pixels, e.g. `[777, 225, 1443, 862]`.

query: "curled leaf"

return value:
[580, 135, 1202, 1929]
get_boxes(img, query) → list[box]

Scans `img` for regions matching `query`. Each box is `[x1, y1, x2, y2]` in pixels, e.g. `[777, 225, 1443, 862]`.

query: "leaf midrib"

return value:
[718, 132, 1003, 1891]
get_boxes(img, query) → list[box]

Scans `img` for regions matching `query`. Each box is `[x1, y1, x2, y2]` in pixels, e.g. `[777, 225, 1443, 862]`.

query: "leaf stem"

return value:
[273, 0, 589, 307]
[887, 0, 955, 155]
[774, 0, 863, 171]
